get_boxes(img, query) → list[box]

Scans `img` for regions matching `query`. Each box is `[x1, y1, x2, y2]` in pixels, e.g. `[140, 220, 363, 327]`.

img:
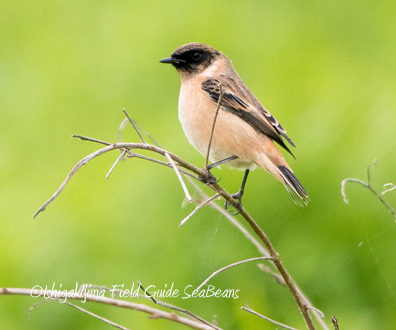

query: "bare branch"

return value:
[241, 306, 298, 330]
[179, 193, 221, 227]
[164, 151, 192, 203]
[196, 257, 272, 292]
[122, 109, 146, 143]
[205, 84, 224, 171]
[34, 142, 204, 218]
[106, 150, 126, 179]
[341, 159, 396, 220]
[1, 287, 216, 330]
[33, 144, 118, 218]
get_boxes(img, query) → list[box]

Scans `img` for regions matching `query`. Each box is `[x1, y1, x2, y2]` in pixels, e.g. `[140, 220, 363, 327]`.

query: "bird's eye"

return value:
[191, 52, 202, 61]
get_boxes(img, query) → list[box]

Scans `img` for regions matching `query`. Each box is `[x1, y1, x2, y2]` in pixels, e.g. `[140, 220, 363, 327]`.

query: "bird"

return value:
[160, 42, 309, 214]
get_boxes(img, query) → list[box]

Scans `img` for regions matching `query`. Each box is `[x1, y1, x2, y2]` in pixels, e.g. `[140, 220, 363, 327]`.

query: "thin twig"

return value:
[196, 257, 272, 291]
[72, 134, 111, 146]
[122, 109, 146, 143]
[33, 144, 119, 218]
[164, 151, 192, 203]
[138, 283, 221, 330]
[106, 150, 126, 179]
[241, 306, 298, 330]
[180, 193, 221, 227]
[28, 300, 49, 319]
[36, 298, 131, 330]
[307, 306, 325, 319]
[257, 264, 286, 285]
[134, 120, 163, 148]
[118, 117, 163, 148]
[1, 287, 215, 330]
[205, 84, 224, 171]
[128, 152, 198, 179]
[341, 159, 396, 220]
[34, 142, 203, 218]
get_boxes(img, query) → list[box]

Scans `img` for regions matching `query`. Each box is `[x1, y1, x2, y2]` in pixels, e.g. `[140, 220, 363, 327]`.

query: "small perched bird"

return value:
[160, 43, 309, 213]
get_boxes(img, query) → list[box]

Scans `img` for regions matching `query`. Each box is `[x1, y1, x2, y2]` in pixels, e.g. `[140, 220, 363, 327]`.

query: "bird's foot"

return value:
[199, 169, 220, 184]
[224, 191, 243, 215]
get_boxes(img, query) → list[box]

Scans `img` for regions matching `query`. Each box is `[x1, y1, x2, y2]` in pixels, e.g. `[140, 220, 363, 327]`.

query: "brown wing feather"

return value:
[202, 78, 296, 158]
[219, 73, 297, 148]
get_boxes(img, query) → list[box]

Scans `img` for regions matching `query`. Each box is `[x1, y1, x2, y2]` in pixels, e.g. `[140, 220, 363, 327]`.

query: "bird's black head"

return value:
[160, 43, 221, 77]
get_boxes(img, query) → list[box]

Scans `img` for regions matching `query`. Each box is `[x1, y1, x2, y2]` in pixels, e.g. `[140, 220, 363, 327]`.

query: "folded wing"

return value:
[202, 78, 296, 158]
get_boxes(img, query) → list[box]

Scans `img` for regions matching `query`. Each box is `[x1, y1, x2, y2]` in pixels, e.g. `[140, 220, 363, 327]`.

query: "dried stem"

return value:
[31, 298, 131, 330]
[241, 306, 298, 330]
[106, 150, 126, 179]
[257, 264, 286, 285]
[1, 287, 216, 330]
[307, 306, 325, 319]
[138, 283, 221, 330]
[180, 193, 221, 227]
[128, 152, 199, 179]
[72, 135, 111, 146]
[205, 84, 224, 171]
[196, 257, 272, 291]
[341, 159, 396, 220]
[164, 151, 192, 203]
[122, 109, 146, 143]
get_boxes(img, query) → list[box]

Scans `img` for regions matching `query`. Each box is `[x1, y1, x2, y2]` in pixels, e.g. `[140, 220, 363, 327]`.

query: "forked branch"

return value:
[341, 159, 396, 221]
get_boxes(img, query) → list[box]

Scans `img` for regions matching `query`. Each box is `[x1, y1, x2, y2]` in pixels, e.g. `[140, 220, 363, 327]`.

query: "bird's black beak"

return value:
[159, 56, 185, 64]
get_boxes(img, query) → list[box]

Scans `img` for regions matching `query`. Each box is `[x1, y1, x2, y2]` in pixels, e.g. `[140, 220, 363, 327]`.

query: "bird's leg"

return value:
[207, 155, 238, 170]
[224, 169, 250, 215]
[199, 155, 238, 184]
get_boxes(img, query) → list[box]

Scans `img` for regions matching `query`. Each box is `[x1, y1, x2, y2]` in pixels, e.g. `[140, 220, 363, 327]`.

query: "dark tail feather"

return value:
[278, 165, 309, 206]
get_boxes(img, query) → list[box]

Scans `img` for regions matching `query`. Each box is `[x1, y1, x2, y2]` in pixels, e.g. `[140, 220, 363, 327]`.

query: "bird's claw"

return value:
[199, 169, 220, 184]
[224, 192, 243, 215]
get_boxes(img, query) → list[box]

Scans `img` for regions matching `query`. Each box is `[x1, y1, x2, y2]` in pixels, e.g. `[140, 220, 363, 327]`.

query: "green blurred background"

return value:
[1, 0, 396, 329]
